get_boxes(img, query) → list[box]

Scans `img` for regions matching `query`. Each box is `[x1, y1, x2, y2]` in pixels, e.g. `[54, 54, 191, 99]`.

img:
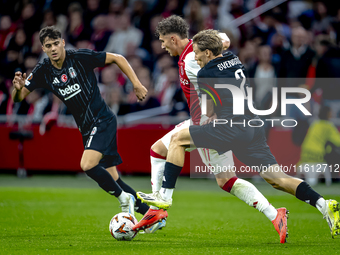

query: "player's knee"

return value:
[170, 132, 180, 145]
[151, 140, 167, 157]
[80, 160, 97, 171]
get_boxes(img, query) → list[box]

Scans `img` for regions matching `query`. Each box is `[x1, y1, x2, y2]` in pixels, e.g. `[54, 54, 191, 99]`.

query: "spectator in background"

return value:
[331, 8, 340, 45]
[311, 1, 333, 36]
[67, 10, 88, 46]
[0, 75, 9, 114]
[279, 26, 315, 85]
[127, 55, 144, 71]
[23, 53, 39, 74]
[40, 9, 68, 36]
[131, 0, 149, 30]
[91, 15, 112, 51]
[0, 15, 16, 51]
[161, 0, 182, 18]
[25, 90, 52, 123]
[101, 65, 121, 88]
[16, 3, 41, 40]
[298, 105, 340, 186]
[1, 48, 24, 80]
[31, 31, 44, 56]
[238, 39, 258, 70]
[155, 66, 179, 106]
[153, 54, 175, 91]
[66, 3, 91, 47]
[104, 11, 143, 57]
[204, 0, 240, 42]
[41, 9, 57, 28]
[130, 67, 160, 112]
[184, 0, 205, 38]
[249, 45, 277, 111]
[253, 12, 278, 46]
[312, 41, 340, 118]
[140, 14, 163, 55]
[105, 86, 131, 116]
[7, 28, 31, 63]
[83, 0, 108, 30]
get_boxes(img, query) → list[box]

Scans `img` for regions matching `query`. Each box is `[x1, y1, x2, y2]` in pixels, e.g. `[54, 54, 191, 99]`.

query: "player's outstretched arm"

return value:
[105, 53, 147, 101]
[12, 71, 31, 102]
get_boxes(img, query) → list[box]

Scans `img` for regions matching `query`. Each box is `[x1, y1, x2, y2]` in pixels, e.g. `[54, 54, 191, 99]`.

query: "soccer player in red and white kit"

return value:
[133, 16, 288, 243]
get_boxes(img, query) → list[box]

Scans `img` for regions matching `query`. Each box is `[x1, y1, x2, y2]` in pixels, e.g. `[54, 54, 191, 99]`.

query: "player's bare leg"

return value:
[81, 150, 135, 215]
[260, 165, 303, 195]
[261, 164, 340, 238]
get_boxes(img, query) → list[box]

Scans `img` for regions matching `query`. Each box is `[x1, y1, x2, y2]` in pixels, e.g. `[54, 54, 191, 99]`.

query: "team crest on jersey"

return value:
[91, 127, 97, 135]
[61, 74, 68, 83]
[69, 67, 77, 78]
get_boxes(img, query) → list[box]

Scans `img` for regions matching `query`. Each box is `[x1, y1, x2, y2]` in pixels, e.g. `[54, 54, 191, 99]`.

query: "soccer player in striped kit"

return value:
[12, 26, 163, 233]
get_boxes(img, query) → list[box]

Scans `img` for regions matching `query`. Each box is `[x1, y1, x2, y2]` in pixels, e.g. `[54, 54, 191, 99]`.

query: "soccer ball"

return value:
[109, 212, 138, 241]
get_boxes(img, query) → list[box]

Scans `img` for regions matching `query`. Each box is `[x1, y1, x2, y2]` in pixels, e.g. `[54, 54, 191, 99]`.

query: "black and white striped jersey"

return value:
[25, 49, 113, 135]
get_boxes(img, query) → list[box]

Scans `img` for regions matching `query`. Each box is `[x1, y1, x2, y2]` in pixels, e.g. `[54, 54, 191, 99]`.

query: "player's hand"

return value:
[12, 72, 26, 91]
[219, 33, 230, 51]
[134, 84, 148, 102]
[202, 113, 217, 125]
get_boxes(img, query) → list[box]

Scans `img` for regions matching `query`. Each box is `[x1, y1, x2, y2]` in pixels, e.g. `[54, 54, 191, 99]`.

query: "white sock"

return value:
[316, 197, 327, 215]
[150, 156, 166, 193]
[117, 191, 128, 205]
[263, 205, 278, 221]
[230, 179, 276, 221]
[159, 187, 174, 201]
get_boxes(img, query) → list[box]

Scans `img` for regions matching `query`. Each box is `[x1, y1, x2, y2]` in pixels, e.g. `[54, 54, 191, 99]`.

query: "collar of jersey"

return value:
[179, 39, 193, 62]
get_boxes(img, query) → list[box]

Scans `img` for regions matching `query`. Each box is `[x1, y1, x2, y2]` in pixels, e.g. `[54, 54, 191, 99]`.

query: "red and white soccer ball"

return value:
[109, 212, 138, 241]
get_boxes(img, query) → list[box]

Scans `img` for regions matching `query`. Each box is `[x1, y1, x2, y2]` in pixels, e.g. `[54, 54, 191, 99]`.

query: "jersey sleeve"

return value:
[24, 64, 46, 92]
[75, 49, 106, 69]
[184, 52, 200, 90]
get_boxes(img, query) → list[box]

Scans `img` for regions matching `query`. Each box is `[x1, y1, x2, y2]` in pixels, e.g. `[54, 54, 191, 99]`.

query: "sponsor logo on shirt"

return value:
[91, 127, 97, 135]
[58, 83, 81, 100]
[61, 74, 68, 83]
[69, 67, 77, 78]
[27, 73, 33, 80]
[180, 77, 189, 86]
[53, 78, 60, 84]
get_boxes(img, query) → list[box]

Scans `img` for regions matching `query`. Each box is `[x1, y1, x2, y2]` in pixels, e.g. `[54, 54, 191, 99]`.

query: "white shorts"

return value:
[160, 118, 234, 175]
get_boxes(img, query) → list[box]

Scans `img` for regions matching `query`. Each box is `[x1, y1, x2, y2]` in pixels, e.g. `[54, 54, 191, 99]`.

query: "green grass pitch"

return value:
[0, 174, 339, 254]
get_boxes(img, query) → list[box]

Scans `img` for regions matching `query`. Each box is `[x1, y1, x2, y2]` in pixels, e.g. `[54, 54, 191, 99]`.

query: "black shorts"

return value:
[82, 116, 122, 168]
[190, 119, 277, 169]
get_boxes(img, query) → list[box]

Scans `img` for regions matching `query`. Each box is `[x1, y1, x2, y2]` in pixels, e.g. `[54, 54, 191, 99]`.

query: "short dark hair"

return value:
[192, 29, 223, 56]
[155, 15, 189, 39]
[39, 26, 62, 45]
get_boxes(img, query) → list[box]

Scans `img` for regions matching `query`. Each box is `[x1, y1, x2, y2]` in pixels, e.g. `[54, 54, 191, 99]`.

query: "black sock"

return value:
[85, 165, 122, 197]
[116, 177, 149, 215]
[295, 181, 322, 207]
[162, 162, 182, 189]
